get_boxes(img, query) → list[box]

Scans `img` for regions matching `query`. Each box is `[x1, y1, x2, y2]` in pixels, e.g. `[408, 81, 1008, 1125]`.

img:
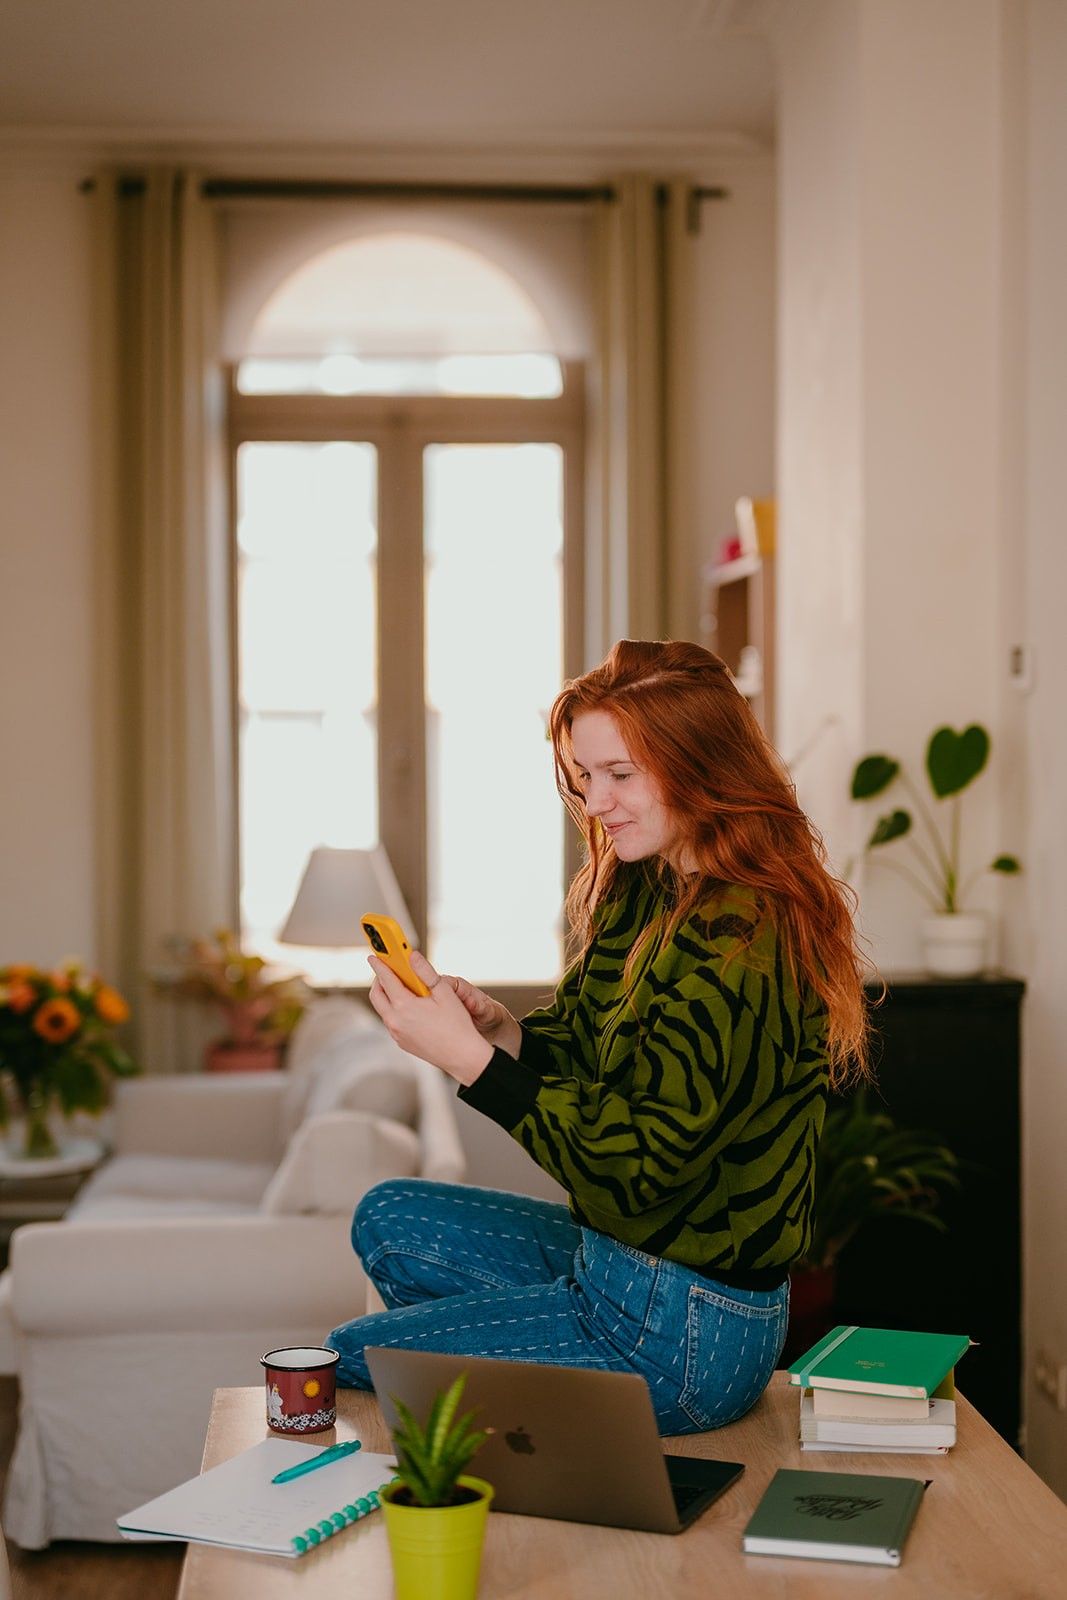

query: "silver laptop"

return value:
[365, 1347, 744, 1534]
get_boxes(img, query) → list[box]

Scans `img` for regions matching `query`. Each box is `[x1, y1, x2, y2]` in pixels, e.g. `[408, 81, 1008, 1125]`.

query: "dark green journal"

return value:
[742, 1468, 926, 1566]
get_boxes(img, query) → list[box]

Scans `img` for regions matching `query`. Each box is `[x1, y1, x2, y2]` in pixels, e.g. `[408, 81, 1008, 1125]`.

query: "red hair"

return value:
[549, 639, 871, 1086]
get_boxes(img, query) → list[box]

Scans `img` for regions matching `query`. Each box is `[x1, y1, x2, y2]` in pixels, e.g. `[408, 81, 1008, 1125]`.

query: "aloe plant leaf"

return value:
[852, 755, 900, 800]
[868, 810, 911, 848]
[926, 724, 989, 797]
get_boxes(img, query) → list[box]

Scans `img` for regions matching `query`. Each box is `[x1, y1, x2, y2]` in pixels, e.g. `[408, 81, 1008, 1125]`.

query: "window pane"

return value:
[237, 353, 562, 398]
[236, 441, 379, 983]
[424, 444, 565, 983]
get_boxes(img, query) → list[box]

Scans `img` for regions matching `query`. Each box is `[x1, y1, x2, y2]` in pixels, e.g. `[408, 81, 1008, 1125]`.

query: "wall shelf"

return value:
[701, 503, 776, 738]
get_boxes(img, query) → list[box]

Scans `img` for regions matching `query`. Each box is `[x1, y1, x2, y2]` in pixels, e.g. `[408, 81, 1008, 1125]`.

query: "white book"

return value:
[801, 1440, 949, 1455]
[118, 1437, 397, 1558]
[800, 1393, 956, 1448]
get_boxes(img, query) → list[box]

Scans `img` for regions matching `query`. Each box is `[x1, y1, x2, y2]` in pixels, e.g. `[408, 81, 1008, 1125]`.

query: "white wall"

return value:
[1016, 0, 1067, 1498]
[688, 154, 778, 643]
[776, 0, 864, 859]
[777, 0, 1007, 968]
[0, 159, 98, 968]
[776, 0, 1067, 1497]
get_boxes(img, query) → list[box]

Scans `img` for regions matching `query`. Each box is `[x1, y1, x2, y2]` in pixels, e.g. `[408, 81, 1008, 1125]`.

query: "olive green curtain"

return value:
[588, 175, 699, 660]
[91, 168, 234, 1072]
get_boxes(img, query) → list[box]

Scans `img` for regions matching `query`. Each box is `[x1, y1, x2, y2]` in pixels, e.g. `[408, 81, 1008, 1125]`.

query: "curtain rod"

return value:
[97, 176, 728, 206]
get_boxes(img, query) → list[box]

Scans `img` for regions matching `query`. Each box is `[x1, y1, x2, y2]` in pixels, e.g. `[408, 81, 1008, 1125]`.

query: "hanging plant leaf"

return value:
[991, 855, 1021, 874]
[868, 809, 911, 848]
[851, 755, 899, 800]
[926, 725, 989, 798]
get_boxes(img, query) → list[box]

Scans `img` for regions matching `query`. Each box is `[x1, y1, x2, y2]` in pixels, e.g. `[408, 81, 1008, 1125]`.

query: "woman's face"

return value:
[570, 709, 682, 865]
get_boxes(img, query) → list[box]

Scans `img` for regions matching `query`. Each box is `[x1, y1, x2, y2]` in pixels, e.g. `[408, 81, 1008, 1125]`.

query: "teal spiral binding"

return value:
[291, 1477, 397, 1555]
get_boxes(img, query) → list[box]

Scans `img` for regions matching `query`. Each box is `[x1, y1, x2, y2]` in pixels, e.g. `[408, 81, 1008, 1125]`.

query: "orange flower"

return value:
[7, 981, 37, 1014]
[32, 998, 81, 1044]
[95, 984, 130, 1025]
[4, 963, 35, 982]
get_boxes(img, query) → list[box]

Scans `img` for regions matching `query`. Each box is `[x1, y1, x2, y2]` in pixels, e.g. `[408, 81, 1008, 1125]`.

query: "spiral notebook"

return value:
[117, 1437, 397, 1558]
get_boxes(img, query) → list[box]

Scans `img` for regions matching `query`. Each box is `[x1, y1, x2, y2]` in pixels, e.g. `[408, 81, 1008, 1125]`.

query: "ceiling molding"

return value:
[0, 123, 774, 182]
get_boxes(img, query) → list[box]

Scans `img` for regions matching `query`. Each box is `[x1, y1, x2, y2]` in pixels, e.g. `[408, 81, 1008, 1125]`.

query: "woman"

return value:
[327, 639, 870, 1432]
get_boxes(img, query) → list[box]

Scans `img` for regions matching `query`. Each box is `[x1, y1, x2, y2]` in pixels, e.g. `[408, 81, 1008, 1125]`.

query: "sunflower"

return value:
[95, 984, 130, 1025]
[32, 998, 81, 1044]
[7, 981, 37, 1015]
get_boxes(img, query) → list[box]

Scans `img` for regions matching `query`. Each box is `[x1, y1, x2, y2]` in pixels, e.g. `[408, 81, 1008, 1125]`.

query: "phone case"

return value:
[360, 914, 431, 997]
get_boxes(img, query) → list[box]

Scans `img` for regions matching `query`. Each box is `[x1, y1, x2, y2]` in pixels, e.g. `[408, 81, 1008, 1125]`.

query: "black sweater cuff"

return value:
[458, 1048, 542, 1132]
[517, 1024, 560, 1075]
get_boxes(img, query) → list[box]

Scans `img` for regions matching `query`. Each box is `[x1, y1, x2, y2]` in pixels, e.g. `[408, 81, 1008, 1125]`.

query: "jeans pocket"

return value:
[679, 1284, 786, 1430]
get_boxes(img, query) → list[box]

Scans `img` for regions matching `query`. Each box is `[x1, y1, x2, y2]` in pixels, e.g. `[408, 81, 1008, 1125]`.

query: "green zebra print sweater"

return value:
[459, 867, 829, 1283]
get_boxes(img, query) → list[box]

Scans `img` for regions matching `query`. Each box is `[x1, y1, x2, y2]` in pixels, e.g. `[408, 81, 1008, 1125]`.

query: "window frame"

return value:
[227, 361, 585, 1014]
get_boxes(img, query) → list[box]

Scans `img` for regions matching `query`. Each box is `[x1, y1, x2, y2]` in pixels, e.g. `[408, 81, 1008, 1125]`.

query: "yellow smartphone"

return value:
[360, 913, 431, 997]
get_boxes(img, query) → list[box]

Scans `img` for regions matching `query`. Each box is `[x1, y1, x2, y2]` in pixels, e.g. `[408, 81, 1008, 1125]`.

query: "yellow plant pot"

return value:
[381, 1476, 493, 1600]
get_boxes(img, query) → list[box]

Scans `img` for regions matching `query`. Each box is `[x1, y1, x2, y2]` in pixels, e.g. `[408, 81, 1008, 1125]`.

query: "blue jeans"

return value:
[326, 1179, 788, 1435]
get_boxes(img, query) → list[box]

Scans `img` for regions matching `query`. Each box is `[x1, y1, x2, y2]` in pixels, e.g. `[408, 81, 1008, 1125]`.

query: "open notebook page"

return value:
[118, 1437, 397, 1558]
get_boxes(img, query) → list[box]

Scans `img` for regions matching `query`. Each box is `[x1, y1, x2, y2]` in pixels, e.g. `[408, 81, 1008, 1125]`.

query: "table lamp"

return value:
[279, 846, 417, 983]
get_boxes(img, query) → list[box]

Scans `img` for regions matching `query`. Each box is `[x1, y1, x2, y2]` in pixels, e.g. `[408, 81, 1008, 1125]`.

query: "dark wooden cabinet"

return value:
[833, 974, 1024, 1446]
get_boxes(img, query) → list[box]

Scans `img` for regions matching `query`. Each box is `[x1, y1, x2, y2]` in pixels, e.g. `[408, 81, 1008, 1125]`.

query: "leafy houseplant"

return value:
[154, 930, 310, 1072]
[381, 1372, 494, 1600]
[0, 961, 139, 1158]
[785, 1092, 961, 1363]
[851, 723, 1020, 975]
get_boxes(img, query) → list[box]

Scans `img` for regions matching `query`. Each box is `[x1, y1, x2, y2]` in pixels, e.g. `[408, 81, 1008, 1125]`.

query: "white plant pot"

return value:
[920, 912, 990, 978]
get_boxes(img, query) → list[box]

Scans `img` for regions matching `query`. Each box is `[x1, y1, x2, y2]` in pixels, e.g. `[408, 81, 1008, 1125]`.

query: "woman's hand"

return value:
[367, 950, 493, 1087]
[447, 975, 522, 1059]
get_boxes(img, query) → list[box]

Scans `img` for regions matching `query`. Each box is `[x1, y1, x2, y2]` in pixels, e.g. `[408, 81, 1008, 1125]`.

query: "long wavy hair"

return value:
[548, 639, 871, 1087]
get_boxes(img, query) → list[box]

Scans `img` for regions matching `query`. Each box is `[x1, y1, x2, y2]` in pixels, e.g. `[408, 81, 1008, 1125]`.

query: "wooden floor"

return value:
[0, 1377, 183, 1600]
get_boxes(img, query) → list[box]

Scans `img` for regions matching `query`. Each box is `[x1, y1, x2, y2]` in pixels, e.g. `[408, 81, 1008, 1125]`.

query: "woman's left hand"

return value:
[367, 949, 493, 1087]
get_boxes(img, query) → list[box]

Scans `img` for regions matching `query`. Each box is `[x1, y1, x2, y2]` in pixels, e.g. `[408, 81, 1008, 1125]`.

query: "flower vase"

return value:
[17, 1089, 59, 1161]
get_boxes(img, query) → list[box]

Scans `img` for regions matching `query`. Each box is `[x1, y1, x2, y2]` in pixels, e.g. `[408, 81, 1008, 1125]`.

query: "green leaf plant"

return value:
[850, 725, 1021, 913]
[804, 1091, 962, 1270]
[389, 1373, 492, 1508]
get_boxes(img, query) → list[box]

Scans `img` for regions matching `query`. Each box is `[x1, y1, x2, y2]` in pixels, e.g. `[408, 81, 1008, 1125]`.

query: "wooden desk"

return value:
[177, 1375, 1067, 1600]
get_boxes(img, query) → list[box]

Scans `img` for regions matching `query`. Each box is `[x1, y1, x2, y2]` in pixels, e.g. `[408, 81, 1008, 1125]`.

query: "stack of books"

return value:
[787, 1324, 970, 1455]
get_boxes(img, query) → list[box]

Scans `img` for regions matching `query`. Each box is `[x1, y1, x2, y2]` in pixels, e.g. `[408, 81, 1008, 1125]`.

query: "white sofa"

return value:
[0, 998, 465, 1548]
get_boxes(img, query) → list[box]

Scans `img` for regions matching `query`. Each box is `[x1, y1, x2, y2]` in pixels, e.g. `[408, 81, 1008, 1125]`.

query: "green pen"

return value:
[272, 1439, 362, 1485]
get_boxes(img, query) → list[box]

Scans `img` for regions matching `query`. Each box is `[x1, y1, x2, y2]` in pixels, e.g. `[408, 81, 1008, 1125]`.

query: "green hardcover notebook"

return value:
[788, 1325, 970, 1398]
[742, 1468, 927, 1566]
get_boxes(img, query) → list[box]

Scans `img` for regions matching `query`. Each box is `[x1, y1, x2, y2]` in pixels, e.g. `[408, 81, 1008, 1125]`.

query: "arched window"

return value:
[231, 231, 582, 994]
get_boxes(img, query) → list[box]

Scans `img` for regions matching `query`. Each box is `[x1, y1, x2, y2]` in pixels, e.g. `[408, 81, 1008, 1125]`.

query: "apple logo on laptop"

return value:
[505, 1425, 535, 1456]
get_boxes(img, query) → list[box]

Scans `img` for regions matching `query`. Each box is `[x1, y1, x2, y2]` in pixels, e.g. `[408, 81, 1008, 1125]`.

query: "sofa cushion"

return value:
[260, 1110, 421, 1216]
[282, 997, 419, 1136]
[286, 994, 380, 1079]
[301, 1037, 419, 1126]
[71, 1154, 276, 1211]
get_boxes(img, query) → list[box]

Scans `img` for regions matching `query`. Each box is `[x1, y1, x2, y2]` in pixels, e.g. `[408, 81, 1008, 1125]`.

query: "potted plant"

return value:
[0, 960, 139, 1158]
[785, 1091, 960, 1364]
[850, 723, 1021, 975]
[381, 1372, 493, 1600]
[153, 930, 310, 1072]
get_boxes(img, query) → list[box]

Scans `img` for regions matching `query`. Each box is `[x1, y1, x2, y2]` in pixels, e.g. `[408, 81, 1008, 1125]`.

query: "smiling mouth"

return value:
[605, 822, 631, 834]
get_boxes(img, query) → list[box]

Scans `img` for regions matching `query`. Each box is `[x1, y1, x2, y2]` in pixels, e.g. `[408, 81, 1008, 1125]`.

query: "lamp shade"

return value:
[279, 846, 416, 949]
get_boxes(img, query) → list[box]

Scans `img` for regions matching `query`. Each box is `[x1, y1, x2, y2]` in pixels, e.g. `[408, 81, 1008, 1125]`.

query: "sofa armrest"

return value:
[411, 1058, 467, 1184]
[112, 1075, 288, 1163]
[10, 1215, 363, 1338]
